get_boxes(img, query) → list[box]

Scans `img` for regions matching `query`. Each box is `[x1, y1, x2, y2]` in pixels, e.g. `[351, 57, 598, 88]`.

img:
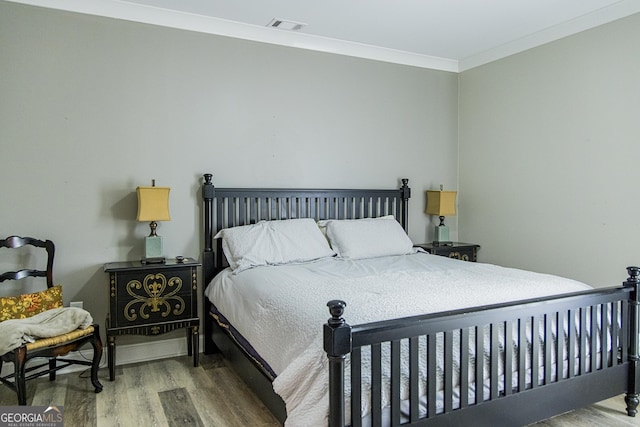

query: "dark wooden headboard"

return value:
[201, 173, 411, 286]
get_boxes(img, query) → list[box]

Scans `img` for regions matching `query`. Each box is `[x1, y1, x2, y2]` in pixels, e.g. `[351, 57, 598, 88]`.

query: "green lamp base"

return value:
[433, 225, 451, 245]
[143, 235, 164, 262]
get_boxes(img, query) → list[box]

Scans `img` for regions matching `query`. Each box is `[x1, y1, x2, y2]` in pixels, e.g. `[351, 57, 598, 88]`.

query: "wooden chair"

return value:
[0, 236, 103, 405]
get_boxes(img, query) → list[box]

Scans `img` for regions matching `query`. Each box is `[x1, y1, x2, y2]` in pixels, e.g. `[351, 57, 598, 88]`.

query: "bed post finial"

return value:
[203, 173, 215, 200]
[626, 266, 640, 284]
[624, 266, 640, 417]
[327, 300, 346, 326]
[324, 300, 350, 427]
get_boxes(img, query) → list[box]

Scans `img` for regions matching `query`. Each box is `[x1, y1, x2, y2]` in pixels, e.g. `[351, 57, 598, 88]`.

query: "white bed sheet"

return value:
[204, 252, 591, 426]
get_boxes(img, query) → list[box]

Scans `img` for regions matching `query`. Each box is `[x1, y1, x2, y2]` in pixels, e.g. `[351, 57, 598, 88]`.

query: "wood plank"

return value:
[64, 370, 97, 427]
[31, 376, 67, 407]
[206, 364, 279, 426]
[158, 387, 204, 427]
[184, 362, 239, 426]
[121, 360, 169, 427]
[95, 366, 133, 427]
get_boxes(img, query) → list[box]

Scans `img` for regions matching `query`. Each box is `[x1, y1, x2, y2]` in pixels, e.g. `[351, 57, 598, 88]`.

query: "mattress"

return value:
[204, 252, 593, 426]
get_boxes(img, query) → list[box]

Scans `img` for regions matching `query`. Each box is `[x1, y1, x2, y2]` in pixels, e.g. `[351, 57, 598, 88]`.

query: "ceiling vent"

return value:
[267, 18, 307, 31]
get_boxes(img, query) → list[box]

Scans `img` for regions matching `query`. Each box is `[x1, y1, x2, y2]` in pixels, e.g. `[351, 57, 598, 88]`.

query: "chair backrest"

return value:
[0, 236, 55, 288]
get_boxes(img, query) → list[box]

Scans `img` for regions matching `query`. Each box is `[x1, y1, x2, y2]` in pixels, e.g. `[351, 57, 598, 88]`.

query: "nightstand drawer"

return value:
[110, 267, 196, 328]
[415, 242, 480, 262]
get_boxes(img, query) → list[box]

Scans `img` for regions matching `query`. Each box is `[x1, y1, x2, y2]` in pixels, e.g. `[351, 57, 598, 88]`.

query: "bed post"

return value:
[202, 173, 216, 354]
[624, 266, 640, 416]
[400, 178, 410, 232]
[324, 300, 351, 427]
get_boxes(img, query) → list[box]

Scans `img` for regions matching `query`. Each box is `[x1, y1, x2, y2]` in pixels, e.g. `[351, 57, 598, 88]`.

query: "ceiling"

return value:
[9, 0, 640, 71]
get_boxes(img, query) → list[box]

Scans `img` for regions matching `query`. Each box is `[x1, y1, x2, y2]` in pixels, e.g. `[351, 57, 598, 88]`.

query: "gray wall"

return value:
[0, 2, 459, 338]
[459, 12, 640, 287]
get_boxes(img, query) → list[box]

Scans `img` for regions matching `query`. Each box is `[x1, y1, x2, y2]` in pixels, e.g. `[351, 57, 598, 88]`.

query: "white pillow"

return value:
[322, 216, 413, 260]
[214, 218, 335, 272]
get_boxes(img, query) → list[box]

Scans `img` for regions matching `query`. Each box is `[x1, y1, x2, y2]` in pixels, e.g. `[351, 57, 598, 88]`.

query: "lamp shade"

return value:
[136, 186, 171, 222]
[425, 190, 457, 217]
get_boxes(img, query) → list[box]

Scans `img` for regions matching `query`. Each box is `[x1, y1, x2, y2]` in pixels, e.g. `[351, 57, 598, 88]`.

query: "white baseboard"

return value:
[0, 335, 204, 378]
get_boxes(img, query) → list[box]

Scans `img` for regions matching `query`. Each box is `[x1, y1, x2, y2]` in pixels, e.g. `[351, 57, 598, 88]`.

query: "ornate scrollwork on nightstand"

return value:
[124, 273, 185, 321]
[448, 252, 470, 261]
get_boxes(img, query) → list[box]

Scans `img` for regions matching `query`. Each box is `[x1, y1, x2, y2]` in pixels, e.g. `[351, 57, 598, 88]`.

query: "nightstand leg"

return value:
[187, 327, 193, 357]
[193, 326, 199, 367]
[108, 335, 116, 381]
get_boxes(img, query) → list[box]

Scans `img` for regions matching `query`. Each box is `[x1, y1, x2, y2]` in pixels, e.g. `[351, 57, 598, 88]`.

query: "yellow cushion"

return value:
[0, 285, 63, 322]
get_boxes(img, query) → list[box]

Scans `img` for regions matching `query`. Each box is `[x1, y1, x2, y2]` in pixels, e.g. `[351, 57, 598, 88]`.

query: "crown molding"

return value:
[459, 0, 640, 71]
[5, 0, 459, 72]
[6, 0, 640, 73]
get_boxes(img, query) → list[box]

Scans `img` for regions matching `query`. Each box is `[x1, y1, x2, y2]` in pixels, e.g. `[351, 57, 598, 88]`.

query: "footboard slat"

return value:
[351, 347, 362, 427]
[504, 320, 513, 396]
[371, 343, 382, 426]
[474, 325, 484, 405]
[612, 302, 620, 365]
[490, 322, 499, 399]
[591, 305, 598, 372]
[580, 307, 587, 375]
[427, 333, 437, 418]
[518, 318, 527, 392]
[544, 314, 552, 385]
[390, 340, 401, 425]
[532, 315, 540, 388]
[555, 311, 566, 381]
[443, 331, 453, 412]
[602, 303, 610, 368]
[568, 309, 576, 379]
[409, 337, 419, 422]
[460, 328, 470, 408]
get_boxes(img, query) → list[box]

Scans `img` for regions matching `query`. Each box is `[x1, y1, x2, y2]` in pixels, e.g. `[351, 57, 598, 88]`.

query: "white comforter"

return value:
[205, 253, 590, 426]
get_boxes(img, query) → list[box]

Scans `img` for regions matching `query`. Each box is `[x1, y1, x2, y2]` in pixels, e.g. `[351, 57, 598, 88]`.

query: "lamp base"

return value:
[433, 225, 452, 245]
[144, 235, 164, 258]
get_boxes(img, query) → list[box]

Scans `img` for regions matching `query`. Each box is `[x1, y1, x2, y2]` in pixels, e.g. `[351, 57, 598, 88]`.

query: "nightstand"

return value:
[104, 258, 201, 380]
[415, 242, 480, 262]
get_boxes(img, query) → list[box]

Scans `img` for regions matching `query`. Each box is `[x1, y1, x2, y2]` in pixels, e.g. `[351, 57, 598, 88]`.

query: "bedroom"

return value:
[1, 0, 639, 425]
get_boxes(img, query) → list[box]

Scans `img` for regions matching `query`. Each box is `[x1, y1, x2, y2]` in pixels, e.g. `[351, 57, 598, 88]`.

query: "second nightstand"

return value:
[104, 258, 200, 380]
[415, 242, 480, 262]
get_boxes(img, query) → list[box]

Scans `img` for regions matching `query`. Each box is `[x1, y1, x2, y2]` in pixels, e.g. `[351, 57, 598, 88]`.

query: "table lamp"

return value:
[425, 185, 457, 245]
[137, 180, 171, 263]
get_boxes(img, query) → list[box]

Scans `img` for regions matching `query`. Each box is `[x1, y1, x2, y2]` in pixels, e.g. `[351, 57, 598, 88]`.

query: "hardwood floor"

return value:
[0, 354, 638, 426]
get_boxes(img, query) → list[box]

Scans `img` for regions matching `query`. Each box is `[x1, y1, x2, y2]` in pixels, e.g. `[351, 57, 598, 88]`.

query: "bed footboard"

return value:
[324, 267, 640, 427]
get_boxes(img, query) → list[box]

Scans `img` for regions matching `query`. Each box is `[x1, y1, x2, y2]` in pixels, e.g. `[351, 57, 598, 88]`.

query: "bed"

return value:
[200, 173, 640, 426]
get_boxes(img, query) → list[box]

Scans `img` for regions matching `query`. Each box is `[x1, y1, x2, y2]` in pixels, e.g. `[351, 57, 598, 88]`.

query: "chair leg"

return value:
[15, 347, 27, 405]
[91, 326, 104, 393]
